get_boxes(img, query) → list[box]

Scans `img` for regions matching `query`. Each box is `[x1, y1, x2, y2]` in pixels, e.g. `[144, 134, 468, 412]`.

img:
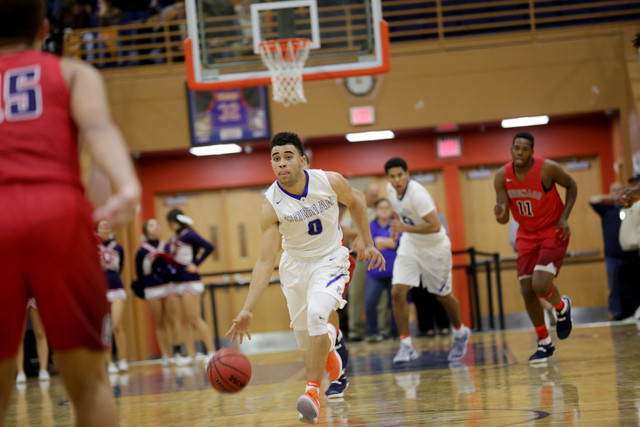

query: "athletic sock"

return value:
[305, 380, 321, 393]
[327, 324, 337, 352]
[554, 299, 566, 313]
[534, 324, 549, 340]
[400, 335, 412, 347]
[452, 324, 467, 338]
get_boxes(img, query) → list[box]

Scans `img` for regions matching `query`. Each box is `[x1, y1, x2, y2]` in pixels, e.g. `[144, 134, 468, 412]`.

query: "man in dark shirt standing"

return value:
[589, 181, 640, 320]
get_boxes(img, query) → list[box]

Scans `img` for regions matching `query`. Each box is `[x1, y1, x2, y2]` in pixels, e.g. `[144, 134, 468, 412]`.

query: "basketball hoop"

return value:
[258, 38, 311, 107]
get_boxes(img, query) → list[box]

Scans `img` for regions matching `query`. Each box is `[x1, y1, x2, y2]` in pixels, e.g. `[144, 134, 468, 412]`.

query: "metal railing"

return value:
[62, 0, 639, 68]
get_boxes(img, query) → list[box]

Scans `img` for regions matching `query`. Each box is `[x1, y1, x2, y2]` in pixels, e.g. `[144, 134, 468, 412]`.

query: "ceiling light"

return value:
[346, 130, 395, 142]
[501, 116, 549, 128]
[189, 144, 243, 156]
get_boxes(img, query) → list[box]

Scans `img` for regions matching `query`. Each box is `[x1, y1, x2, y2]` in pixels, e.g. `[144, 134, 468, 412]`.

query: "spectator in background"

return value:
[201, 0, 240, 62]
[589, 181, 633, 320]
[618, 174, 640, 319]
[344, 182, 389, 341]
[364, 199, 398, 342]
[139, 7, 166, 64]
[96, 0, 122, 27]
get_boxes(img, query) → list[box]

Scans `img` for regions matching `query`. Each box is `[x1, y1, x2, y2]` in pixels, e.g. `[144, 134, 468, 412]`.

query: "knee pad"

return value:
[294, 329, 310, 351]
[307, 292, 338, 336]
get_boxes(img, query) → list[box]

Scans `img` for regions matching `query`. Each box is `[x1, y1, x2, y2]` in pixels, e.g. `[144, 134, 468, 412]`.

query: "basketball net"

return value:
[258, 38, 310, 107]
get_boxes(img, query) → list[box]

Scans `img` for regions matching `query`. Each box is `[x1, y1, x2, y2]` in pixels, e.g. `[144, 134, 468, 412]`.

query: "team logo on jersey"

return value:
[283, 197, 335, 223]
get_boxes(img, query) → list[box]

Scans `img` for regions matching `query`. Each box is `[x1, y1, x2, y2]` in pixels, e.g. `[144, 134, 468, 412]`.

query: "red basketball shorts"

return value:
[515, 231, 569, 280]
[342, 253, 356, 299]
[0, 183, 111, 361]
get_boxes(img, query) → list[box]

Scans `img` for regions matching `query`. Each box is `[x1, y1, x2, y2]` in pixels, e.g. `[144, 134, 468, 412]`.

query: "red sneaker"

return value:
[297, 388, 320, 424]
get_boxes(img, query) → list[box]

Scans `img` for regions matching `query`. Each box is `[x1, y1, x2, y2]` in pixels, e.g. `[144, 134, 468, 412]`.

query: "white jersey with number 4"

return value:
[265, 169, 343, 261]
[387, 179, 449, 252]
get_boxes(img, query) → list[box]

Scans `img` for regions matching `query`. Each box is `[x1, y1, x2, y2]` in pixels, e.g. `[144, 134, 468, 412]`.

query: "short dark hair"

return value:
[513, 131, 534, 149]
[384, 157, 408, 174]
[0, 0, 45, 47]
[166, 208, 191, 232]
[270, 132, 305, 158]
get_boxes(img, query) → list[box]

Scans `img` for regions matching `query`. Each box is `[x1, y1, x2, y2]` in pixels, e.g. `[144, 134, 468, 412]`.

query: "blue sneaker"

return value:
[325, 375, 349, 398]
[556, 296, 572, 340]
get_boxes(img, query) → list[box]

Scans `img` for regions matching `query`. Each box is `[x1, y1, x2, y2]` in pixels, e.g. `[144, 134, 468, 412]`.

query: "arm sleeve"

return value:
[117, 244, 125, 275]
[413, 186, 436, 218]
[183, 230, 214, 266]
[135, 249, 145, 280]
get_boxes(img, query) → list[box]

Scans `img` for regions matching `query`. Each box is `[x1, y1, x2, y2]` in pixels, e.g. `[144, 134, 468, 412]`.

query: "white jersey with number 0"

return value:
[265, 169, 343, 261]
[387, 179, 448, 252]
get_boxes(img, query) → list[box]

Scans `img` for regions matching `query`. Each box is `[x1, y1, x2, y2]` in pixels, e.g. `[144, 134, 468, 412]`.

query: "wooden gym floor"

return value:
[6, 323, 640, 426]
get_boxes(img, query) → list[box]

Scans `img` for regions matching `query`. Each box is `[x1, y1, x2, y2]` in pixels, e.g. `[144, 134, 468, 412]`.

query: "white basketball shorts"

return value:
[392, 240, 453, 296]
[107, 288, 127, 303]
[279, 246, 350, 331]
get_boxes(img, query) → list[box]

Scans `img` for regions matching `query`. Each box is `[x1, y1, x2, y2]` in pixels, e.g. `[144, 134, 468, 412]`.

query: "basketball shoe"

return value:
[448, 326, 471, 361]
[555, 296, 572, 340]
[326, 375, 349, 398]
[529, 339, 556, 364]
[297, 388, 320, 424]
[393, 342, 419, 364]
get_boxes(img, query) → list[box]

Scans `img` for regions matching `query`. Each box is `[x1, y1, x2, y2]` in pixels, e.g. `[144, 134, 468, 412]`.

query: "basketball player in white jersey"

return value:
[226, 132, 384, 425]
[385, 157, 471, 364]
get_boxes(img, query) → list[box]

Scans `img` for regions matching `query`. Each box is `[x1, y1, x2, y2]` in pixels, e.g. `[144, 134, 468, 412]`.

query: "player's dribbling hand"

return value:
[225, 310, 253, 344]
[494, 203, 507, 218]
[556, 217, 571, 240]
[93, 184, 140, 225]
[365, 246, 386, 272]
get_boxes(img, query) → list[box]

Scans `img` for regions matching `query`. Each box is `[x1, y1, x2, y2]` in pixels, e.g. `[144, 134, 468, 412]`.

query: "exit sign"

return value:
[437, 136, 462, 158]
[350, 106, 375, 126]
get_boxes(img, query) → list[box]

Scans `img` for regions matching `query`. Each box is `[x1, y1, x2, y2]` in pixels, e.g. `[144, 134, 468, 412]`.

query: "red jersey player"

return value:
[0, 1, 140, 426]
[494, 131, 577, 364]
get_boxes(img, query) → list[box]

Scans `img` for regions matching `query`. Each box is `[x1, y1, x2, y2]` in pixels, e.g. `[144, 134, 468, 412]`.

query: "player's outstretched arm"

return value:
[63, 59, 141, 225]
[620, 185, 640, 207]
[327, 172, 385, 271]
[226, 199, 281, 344]
[493, 167, 510, 225]
[545, 160, 577, 240]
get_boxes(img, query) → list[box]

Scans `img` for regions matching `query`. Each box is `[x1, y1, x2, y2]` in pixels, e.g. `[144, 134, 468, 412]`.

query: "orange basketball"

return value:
[206, 348, 252, 393]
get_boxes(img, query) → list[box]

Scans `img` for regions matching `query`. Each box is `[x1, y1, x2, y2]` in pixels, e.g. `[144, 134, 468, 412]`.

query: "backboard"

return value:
[185, 0, 389, 90]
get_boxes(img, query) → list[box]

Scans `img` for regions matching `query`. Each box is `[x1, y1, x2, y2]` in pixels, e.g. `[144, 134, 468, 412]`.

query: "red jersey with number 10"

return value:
[0, 50, 81, 189]
[504, 157, 564, 237]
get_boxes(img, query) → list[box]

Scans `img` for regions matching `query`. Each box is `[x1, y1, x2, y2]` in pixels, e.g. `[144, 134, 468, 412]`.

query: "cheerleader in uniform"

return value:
[135, 219, 183, 366]
[165, 209, 215, 364]
[97, 220, 128, 373]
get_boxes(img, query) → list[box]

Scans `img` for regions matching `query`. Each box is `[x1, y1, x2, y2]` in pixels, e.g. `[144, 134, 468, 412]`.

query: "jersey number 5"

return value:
[308, 219, 323, 235]
[516, 200, 534, 217]
[0, 65, 43, 123]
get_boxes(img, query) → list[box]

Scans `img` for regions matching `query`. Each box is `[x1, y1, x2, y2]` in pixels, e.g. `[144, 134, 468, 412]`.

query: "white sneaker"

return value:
[108, 363, 118, 374]
[118, 359, 129, 372]
[38, 370, 50, 381]
[393, 344, 419, 364]
[16, 372, 26, 384]
[176, 356, 194, 367]
[161, 356, 170, 367]
[205, 352, 215, 363]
